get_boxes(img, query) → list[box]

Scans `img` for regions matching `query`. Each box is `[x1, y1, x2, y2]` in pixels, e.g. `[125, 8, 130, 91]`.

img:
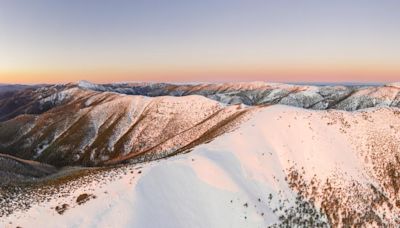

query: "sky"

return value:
[0, 0, 399, 84]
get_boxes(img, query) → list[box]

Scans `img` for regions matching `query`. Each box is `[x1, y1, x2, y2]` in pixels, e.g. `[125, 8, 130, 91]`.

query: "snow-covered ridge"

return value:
[386, 82, 400, 88]
[1, 81, 399, 166]
[1, 81, 400, 227]
[76, 81, 400, 110]
[0, 85, 252, 166]
[2, 105, 400, 227]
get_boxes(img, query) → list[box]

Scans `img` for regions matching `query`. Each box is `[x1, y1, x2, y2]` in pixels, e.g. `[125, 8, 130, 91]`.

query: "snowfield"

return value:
[3, 104, 400, 227]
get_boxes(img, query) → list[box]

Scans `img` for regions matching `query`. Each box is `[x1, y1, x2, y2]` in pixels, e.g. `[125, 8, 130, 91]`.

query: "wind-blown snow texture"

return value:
[1, 82, 400, 227]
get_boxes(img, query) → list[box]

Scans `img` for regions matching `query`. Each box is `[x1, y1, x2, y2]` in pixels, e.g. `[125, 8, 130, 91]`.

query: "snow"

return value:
[39, 87, 80, 106]
[72, 81, 400, 109]
[386, 82, 400, 88]
[34, 143, 50, 159]
[2, 104, 400, 227]
[78, 80, 103, 90]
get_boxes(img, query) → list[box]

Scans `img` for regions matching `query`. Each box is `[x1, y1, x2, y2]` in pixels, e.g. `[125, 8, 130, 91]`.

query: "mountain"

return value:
[0, 84, 250, 167]
[0, 153, 57, 186]
[0, 84, 40, 93]
[78, 81, 400, 110]
[1, 82, 400, 227]
[2, 105, 400, 227]
[2, 81, 399, 167]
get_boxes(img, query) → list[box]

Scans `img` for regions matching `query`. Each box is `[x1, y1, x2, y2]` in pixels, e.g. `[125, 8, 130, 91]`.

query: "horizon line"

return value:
[1, 80, 398, 87]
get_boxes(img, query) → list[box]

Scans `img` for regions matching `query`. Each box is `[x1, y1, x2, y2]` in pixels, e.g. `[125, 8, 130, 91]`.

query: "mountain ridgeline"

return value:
[1, 82, 400, 227]
[0, 83, 251, 167]
[78, 81, 400, 110]
[0, 81, 399, 167]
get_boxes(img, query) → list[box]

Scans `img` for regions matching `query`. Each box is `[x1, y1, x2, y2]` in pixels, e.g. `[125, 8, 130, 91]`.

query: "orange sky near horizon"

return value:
[1, 63, 399, 84]
[1, 1, 400, 84]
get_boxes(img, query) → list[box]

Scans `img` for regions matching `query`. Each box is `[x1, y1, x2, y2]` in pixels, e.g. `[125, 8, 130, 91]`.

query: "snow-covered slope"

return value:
[3, 105, 400, 227]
